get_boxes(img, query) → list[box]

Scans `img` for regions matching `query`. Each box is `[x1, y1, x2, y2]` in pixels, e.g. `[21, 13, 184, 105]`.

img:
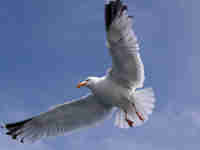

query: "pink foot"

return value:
[136, 111, 144, 121]
[125, 118, 134, 127]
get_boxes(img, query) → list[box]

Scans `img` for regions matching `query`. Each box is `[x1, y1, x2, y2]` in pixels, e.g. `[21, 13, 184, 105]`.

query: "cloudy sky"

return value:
[0, 0, 198, 149]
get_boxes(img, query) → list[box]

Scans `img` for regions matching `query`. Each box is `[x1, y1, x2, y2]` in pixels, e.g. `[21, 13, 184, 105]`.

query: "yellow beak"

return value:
[77, 81, 88, 88]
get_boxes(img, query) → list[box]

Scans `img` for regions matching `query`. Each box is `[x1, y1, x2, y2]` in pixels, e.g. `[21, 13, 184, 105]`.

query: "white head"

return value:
[77, 76, 100, 89]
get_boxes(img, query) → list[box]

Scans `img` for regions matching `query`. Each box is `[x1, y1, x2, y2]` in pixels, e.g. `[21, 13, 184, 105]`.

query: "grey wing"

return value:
[105, 0, 144, 88]
[3, 94, 113, 143]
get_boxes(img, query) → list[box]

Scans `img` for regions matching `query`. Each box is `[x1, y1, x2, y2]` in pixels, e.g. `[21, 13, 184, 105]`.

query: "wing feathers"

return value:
[105, 0, 145, 88]
[3, 95, 113, 143]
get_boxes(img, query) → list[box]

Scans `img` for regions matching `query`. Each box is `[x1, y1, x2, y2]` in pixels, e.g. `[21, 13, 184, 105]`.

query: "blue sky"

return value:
[0, 0, 198, 149]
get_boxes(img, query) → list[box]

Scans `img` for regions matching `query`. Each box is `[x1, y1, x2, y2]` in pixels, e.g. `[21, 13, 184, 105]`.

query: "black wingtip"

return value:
[105, 0, 127, 31]
[5, 118, 32, 129]
[4, 118, 32, 142]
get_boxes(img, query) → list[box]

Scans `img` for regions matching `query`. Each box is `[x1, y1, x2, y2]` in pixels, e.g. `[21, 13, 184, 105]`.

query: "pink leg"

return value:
[132, 104, 145, 122]
[125, 111, 134, 127]
[136, 111, 145, 121]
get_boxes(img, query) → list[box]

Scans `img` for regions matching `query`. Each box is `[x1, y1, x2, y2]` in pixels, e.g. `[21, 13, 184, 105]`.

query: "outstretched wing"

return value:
[3, 94, 113, 143]
[105, 0, 144, 89]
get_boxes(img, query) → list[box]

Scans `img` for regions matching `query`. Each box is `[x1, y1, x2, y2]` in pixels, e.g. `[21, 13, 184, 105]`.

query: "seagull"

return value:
[2, 0, 155, 143]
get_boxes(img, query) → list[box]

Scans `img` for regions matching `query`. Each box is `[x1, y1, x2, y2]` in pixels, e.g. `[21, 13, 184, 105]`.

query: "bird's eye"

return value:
[86, 79, 90, 82]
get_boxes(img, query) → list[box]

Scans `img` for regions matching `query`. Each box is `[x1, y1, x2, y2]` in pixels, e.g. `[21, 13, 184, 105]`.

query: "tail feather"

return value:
[134, 88, 155, 115]
[115, 110, 130, 128]
[115, 88, 156, 128]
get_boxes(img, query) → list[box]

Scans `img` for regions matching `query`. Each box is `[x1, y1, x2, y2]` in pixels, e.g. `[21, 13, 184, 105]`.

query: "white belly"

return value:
[92, 77, 130, 108]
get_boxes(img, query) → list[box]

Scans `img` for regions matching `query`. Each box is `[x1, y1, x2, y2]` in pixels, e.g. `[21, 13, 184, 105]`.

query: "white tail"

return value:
[115, 88, 155, 128]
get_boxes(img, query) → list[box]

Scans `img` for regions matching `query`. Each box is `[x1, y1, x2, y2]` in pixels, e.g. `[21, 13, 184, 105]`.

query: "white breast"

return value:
[93, 77, 131, 108]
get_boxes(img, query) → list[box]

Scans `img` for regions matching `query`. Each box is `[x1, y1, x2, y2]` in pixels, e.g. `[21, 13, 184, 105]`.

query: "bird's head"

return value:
[77, 76, 100, 89]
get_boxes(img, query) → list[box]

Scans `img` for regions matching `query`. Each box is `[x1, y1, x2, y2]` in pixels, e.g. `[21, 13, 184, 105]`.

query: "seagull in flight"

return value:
[2, 0, 155, 143]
